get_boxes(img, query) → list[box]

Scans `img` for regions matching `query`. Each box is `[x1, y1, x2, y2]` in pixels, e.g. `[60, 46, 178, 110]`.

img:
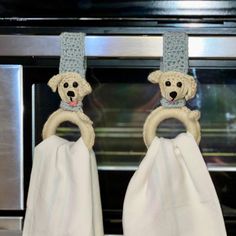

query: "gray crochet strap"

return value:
[59, 32, 86, 77]
[162, 32, 188, 73]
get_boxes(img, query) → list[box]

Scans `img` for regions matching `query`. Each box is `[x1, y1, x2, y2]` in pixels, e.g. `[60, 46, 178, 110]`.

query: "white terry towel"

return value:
[123, 132, 227, 236]
[23, 135, 104, 236]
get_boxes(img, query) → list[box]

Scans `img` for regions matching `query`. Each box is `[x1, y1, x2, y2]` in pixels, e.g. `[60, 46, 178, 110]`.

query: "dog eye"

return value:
[165, 81, 171, 86]
[73, 82, 78, 88]
[177, 82, 182, 88]
[63, 82, 69, 88]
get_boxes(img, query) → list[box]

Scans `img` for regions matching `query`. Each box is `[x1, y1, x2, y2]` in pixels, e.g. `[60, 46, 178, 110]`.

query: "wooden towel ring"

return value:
[143, 106, 201, 147]
[42, 109, 95, 150]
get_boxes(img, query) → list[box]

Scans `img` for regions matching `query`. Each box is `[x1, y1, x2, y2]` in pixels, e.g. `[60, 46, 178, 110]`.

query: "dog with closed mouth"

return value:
[148, 70, 197, 105]
[144, 70, 201, 144]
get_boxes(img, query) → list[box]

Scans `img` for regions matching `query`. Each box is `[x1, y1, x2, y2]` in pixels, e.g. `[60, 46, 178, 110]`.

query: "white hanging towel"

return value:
[23, 135, 104, 236]
[123, 132, 227, 236]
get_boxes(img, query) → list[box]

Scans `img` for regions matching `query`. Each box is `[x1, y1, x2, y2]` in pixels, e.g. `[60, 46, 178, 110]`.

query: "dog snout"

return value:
[170, 91, 177, 99]
[67, 91, 75, 97]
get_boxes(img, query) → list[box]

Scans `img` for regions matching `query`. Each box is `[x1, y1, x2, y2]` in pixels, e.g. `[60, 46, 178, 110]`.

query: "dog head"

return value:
[148, 70, 197, 102]
[48, 72, 92, 105]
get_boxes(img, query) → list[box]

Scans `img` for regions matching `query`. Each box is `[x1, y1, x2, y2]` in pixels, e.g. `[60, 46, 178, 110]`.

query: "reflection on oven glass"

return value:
[33, 68, 236, 169]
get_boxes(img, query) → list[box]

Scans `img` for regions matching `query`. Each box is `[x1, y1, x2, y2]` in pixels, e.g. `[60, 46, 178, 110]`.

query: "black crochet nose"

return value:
[67, 91, 75, 97]
[170, 91, 177, 99]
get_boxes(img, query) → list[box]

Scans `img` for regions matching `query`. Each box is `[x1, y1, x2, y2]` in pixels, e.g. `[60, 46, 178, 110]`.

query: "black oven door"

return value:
[26, 59, 236, 235]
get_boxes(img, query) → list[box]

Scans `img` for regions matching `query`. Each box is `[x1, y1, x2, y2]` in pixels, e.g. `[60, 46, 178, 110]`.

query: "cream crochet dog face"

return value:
[48, 72, 92, 105]
[148, 70, 197, 102]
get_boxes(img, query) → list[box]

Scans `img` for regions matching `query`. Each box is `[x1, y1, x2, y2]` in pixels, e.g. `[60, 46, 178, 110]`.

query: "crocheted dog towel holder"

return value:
[143, 32, 201, 145]
[160, 32, 189, 108]
[42, 32, 95, 149]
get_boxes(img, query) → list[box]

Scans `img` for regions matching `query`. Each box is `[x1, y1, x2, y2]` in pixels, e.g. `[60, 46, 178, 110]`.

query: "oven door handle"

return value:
[0, 35, 236, 58]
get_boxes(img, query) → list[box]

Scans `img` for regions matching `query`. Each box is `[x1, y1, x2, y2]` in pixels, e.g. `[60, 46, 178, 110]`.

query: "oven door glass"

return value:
[33, 67, 236, 168]
[32, 65, 236, 234]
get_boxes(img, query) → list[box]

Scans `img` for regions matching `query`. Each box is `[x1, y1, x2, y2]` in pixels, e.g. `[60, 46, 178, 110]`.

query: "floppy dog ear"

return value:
[79, 79, 92, 97]
[148, 70, 163, 84]
[48, 74, 64, 92]
[184, 74, 197, 100]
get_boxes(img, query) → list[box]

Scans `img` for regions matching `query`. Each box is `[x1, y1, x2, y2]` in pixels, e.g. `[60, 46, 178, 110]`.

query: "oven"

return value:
[0, 34, 236, 236]
[1, 1, 236, 235]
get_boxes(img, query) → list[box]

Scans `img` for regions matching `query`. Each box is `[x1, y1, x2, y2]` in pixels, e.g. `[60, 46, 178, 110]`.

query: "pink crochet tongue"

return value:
[68, 101, 78, 107]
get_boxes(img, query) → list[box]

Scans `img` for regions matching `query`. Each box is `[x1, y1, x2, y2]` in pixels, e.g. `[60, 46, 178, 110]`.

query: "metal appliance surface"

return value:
[0, 231, 21, 236]
[0, 65, 23, 210]
[0, 217, 22, 231]
[0, 233, 119, 236]
[0, 35, 236, 58]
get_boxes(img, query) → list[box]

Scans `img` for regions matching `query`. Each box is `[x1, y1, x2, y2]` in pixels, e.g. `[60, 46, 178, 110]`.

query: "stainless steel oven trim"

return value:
[98, 165, 236, 172]
[19, 65, 24, 210]
[31, 84, 36, 157]
[0, 231, 22, 236]
[0, 35, 236, 58]
[0, 217, 23, 231]
[0, 65, 24, 210]
[0, 233, 121, 236]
